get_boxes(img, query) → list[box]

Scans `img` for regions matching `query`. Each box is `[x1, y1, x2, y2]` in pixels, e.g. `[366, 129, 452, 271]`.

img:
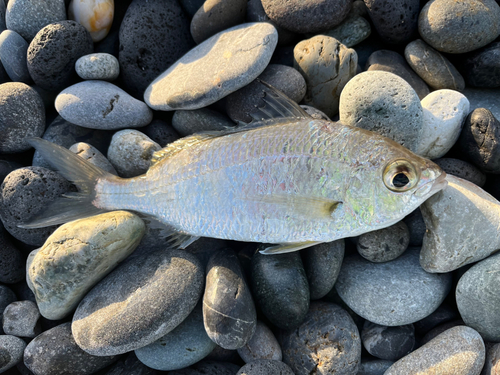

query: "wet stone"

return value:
[0, 30, 30, 83]
[356, 221, 409, 263]
[168, 360, 241, 375]
[172, 108, 235, 136]
[433, 158, 486, 188]
[236, 360, 294, 375]
[237, 320, 282, 363]
[142, 119, 180, 147]
[76, 53, 120, 81]
[0, 335, 25, 373]
[2, 301, 41, 338]
[361, 321, 415, 361]
[69, 142, 118, 175]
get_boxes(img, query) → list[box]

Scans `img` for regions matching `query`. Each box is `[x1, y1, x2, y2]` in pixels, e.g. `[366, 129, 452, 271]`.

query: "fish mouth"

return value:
[414, 171, 448, 198]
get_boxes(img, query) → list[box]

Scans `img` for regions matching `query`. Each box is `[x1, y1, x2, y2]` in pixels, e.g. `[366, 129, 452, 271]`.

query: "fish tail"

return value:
[18, 137, 117, 229]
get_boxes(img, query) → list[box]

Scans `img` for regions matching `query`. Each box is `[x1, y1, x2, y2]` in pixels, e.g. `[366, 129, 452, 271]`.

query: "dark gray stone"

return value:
[0, 287, 16, 323]
[205, 345, 241, 363]
[237, 320, 282, 363]
[179, 0, 205, 17]
[104, 353, 156, 375]
[72, 249, 204, 356]
[236, 360, 294, 375]
[118, 0, 194, 98]
[172, 108, 235, 136]
[0, 335, 25, 373]
[0, 30, 30, 83]
[2, 301, 40, 338]
[281, 302, 361, 375]
[251, 251, 309, 330]
[356, 221, 409, 263]
[357, 360, 394, 375]
[420, 319, 464, 344]
[433, 158, 486, 187]
[142, 119, 180, 147]
[402, 208, 425, 247]
[413, 303, 458, 338]
[361, 321, 415, 361]
[0, 167, 71, 246]
[301, 240, 344, 300]
[0, 223, 24, 284]
[168, 360, 240, 375]
[463, 41, 500, 88]
[24, 323, 117, 375]
[204, 249, 257, 349]
[0, 82, 45, 153]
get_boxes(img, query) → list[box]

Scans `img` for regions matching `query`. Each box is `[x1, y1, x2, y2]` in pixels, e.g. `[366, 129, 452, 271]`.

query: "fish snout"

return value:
[414, 170, 448, 198]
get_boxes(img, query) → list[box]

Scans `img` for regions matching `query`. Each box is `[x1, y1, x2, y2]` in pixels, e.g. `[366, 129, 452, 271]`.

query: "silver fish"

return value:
[23, 85, 447, 254]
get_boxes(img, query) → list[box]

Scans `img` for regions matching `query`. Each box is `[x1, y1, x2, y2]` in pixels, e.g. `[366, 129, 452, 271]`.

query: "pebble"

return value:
[135, 303, 216, 371]
[356, 221, 409, 263]
[68, 0, 114, 42]
[2, 301, 41, 338]
[261, 0, 352, 34]
[361, 321, 415, 361]
[418, 0, 500, 54]
[69, 142, 118, 174]
[144, 22, 278, 111]
[294, 35, 357, 118]
[415, 89, 470, 159]
[0, 82, 45, 153]
[142, 119, 180, 146]
[384, 326, 485, 375]
[172, 108, 235, 136]
[0, 335, 25, 373]
[433, 158, 486, 188]
[27, 20, 94, 92]
[335, 248, 452, 326]
[463, 42, 500, 88]
[324, 15, 371, 48]
[0, 166, 71, 246]
[237, 320, 282, 363]
[251, 251, 309, 330]
[28, 211, 145, 320]
[56, 81, 153, 130]
[0, 30, 30, 83]
[339, 71, 424, 152]
[118, 0, 193, 98]
[76, 53, 120, 81]
[246, 0, 296, 46]
[280, 302, 361, 375]
[404, 39, 465, 91]
[420, 175, 500, 273]
[24, 323, 117, 375]
[365, 50, 430, 100]
[0, 224, 24, 284]
[236, 360, 294, 375]
[72, 249, 204, 356]
[357, 360, 394, 375]
[107, 129, 161, 177]
[5, 0, 66, 41]
[456, 252, 500, 342]
[301, 240, 345, 299]
[483, 343, 500, 375]
[168, 360, 241, 375]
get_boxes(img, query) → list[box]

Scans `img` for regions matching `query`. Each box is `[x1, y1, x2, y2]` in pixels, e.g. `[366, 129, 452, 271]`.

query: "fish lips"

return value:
[413, 171, 448, 199]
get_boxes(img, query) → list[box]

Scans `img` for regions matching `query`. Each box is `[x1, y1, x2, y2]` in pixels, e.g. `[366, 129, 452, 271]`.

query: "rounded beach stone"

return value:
[335, 248, 452, 326]
[72, 249, 204, 356]
[5, 0, 66, 41]
[339, 71, 423, 152]
[384, 326, 485, 375]
[142, 119, 180, 147]
[203, 249, 256, 350]
[144, 22, 278, 111]
[261, 0, 352, 34]
[357, 221, 409, 263]
[2, 301, 41, 338]
[135, 303, 216, 371]
[0, 167, 71, 246]
[27, 20, 94, 92]
[404, 39, 465, 91]
[236, 360, 294, 375]
[483, 343, 500, 375]
[168, 360, 241, 375]
[0, 30, 30, 83]
[237, 320, 282, 363]
[418, 0, 500, 54]
[28, 211, 145, 320]
[433, 158, 486, 187]
[55, 81, 153, 130]
[69, 142, 117, 174]
[76, 53, 120, 81]
[119, 0, 193, 98]
[0, 82, 45, 153]
[172, 108, 235, 136]
[0, 335, 25, 373]
[68, 0, 114, 42]
[302, 240, 344, 299]
[361, 321, 415, 361]
[357, 360, 394, 375]
[294, 35, 357, 118]
[416, 89, 470, 159]
[251, 251, 309, 330]
[463, 42, 500, 88]
[281, 302, 361, 375]
[325, 15, 371, 48]
[24, 323, 117, 375]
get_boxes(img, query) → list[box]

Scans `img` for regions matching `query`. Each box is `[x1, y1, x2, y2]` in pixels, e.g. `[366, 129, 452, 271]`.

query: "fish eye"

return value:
[383, 159, 419, 192]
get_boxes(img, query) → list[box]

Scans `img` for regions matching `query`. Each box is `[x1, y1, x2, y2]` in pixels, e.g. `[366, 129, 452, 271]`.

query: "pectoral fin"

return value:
[260, 241, 322, 254]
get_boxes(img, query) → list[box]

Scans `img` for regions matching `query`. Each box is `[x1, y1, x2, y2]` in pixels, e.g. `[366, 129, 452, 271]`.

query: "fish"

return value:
[21, 82, 447, 254]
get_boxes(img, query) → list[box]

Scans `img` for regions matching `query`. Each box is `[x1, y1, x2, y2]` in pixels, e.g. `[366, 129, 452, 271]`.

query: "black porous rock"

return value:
[463, 41, 500, 87]
[0, 223, 24, 284]
[142, 119, 180, 147]
[251, 251, 309, 330]
[236, 360, 294, 375]
[361, 321, 415, 361]
[433, 158, 486, 187]
[27, 21, 93, 92]
[168, 360, 241, 375]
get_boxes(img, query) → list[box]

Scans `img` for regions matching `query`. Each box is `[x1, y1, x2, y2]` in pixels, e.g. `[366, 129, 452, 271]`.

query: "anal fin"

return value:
[260, 241, 322, 254]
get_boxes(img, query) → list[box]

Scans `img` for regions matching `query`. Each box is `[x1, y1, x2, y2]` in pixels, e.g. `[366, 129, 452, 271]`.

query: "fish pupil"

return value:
[393, 173, 409, 188]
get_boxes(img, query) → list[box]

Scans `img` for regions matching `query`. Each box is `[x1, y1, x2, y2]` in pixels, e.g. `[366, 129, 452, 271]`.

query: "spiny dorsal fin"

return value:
[150, 133, 219, 166]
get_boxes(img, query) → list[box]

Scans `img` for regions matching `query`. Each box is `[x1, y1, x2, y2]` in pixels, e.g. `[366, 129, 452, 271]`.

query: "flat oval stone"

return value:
[433, 158, 486, 187]
[281, 302, 361, 375]
[384, 326, 485, 375]
[55, 81, 153, 130]
[2, 301, 41, 338]
[72, 249, 204, 356]
[28, 211, 145, 320]
[237, 320, 282, 363]
[69, 142, 117, 175]
[68, 0, 114, 42]
[172, 108, 235, 136]
[144, 22, 278, 111]
[418, 0, 500, 54]
[76, 53, 120, 81]
[463, 42, 500, 88]
[405, 39, 465, 91]
[361, 321, 415, 361]
[325, 15, 371, 48]
[168, 360, 240, 375]
[236, 360, 294, 375]
[335, 248, 452, 326]
[0, 335, 25, 373]
[356, 221, 409, 263]
[0, 30, 30, 83]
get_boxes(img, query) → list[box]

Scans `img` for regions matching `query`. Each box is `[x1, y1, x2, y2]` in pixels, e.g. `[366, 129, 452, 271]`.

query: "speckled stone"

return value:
[76, 53, 120, 81]
[172, 108, 235, 136]
[144, 22, 278, 111]
[142, 119, 180, 147]
[339, 71, 424, 152]
[0, 82, 45, 153]
[0, 223, 24, 284]
[357, 221, 409, 263]
[420, 175, 500, 273]
[418, 0, 500, 54]
[237, 320, 282, 363]
[2, 301, 41, 338]
[325, 15, 371, 48]
[361, 321, 415, 361]
[168, 360, 241, 375]
[69, 142, 118, 175]
[72, 249, 204, 356]
[433, 158, 486, 187]
[482, 343, 500, 375]
[463, 42, 500, 88]
[281, 302, 361, 375]
[0, 335, 25, 373]
[335, 248, 452, 326]
[357, 360, 394, 375]
[384, 326, 485, 375]
[24, 323, 117, 375]
[294, 35, 357, 118]
[5, 0, 66, 41]
[0, 30, 30, 83]
[236, 360, 294, 375]
[405, 39, 465, 91]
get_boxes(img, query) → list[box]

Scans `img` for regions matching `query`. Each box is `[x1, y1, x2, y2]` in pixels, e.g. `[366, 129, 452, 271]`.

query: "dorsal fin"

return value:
[150, 133, 219, 166]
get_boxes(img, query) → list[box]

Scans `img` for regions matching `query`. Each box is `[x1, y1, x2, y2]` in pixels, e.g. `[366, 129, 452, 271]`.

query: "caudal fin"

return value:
[19, 138, 116, 228]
